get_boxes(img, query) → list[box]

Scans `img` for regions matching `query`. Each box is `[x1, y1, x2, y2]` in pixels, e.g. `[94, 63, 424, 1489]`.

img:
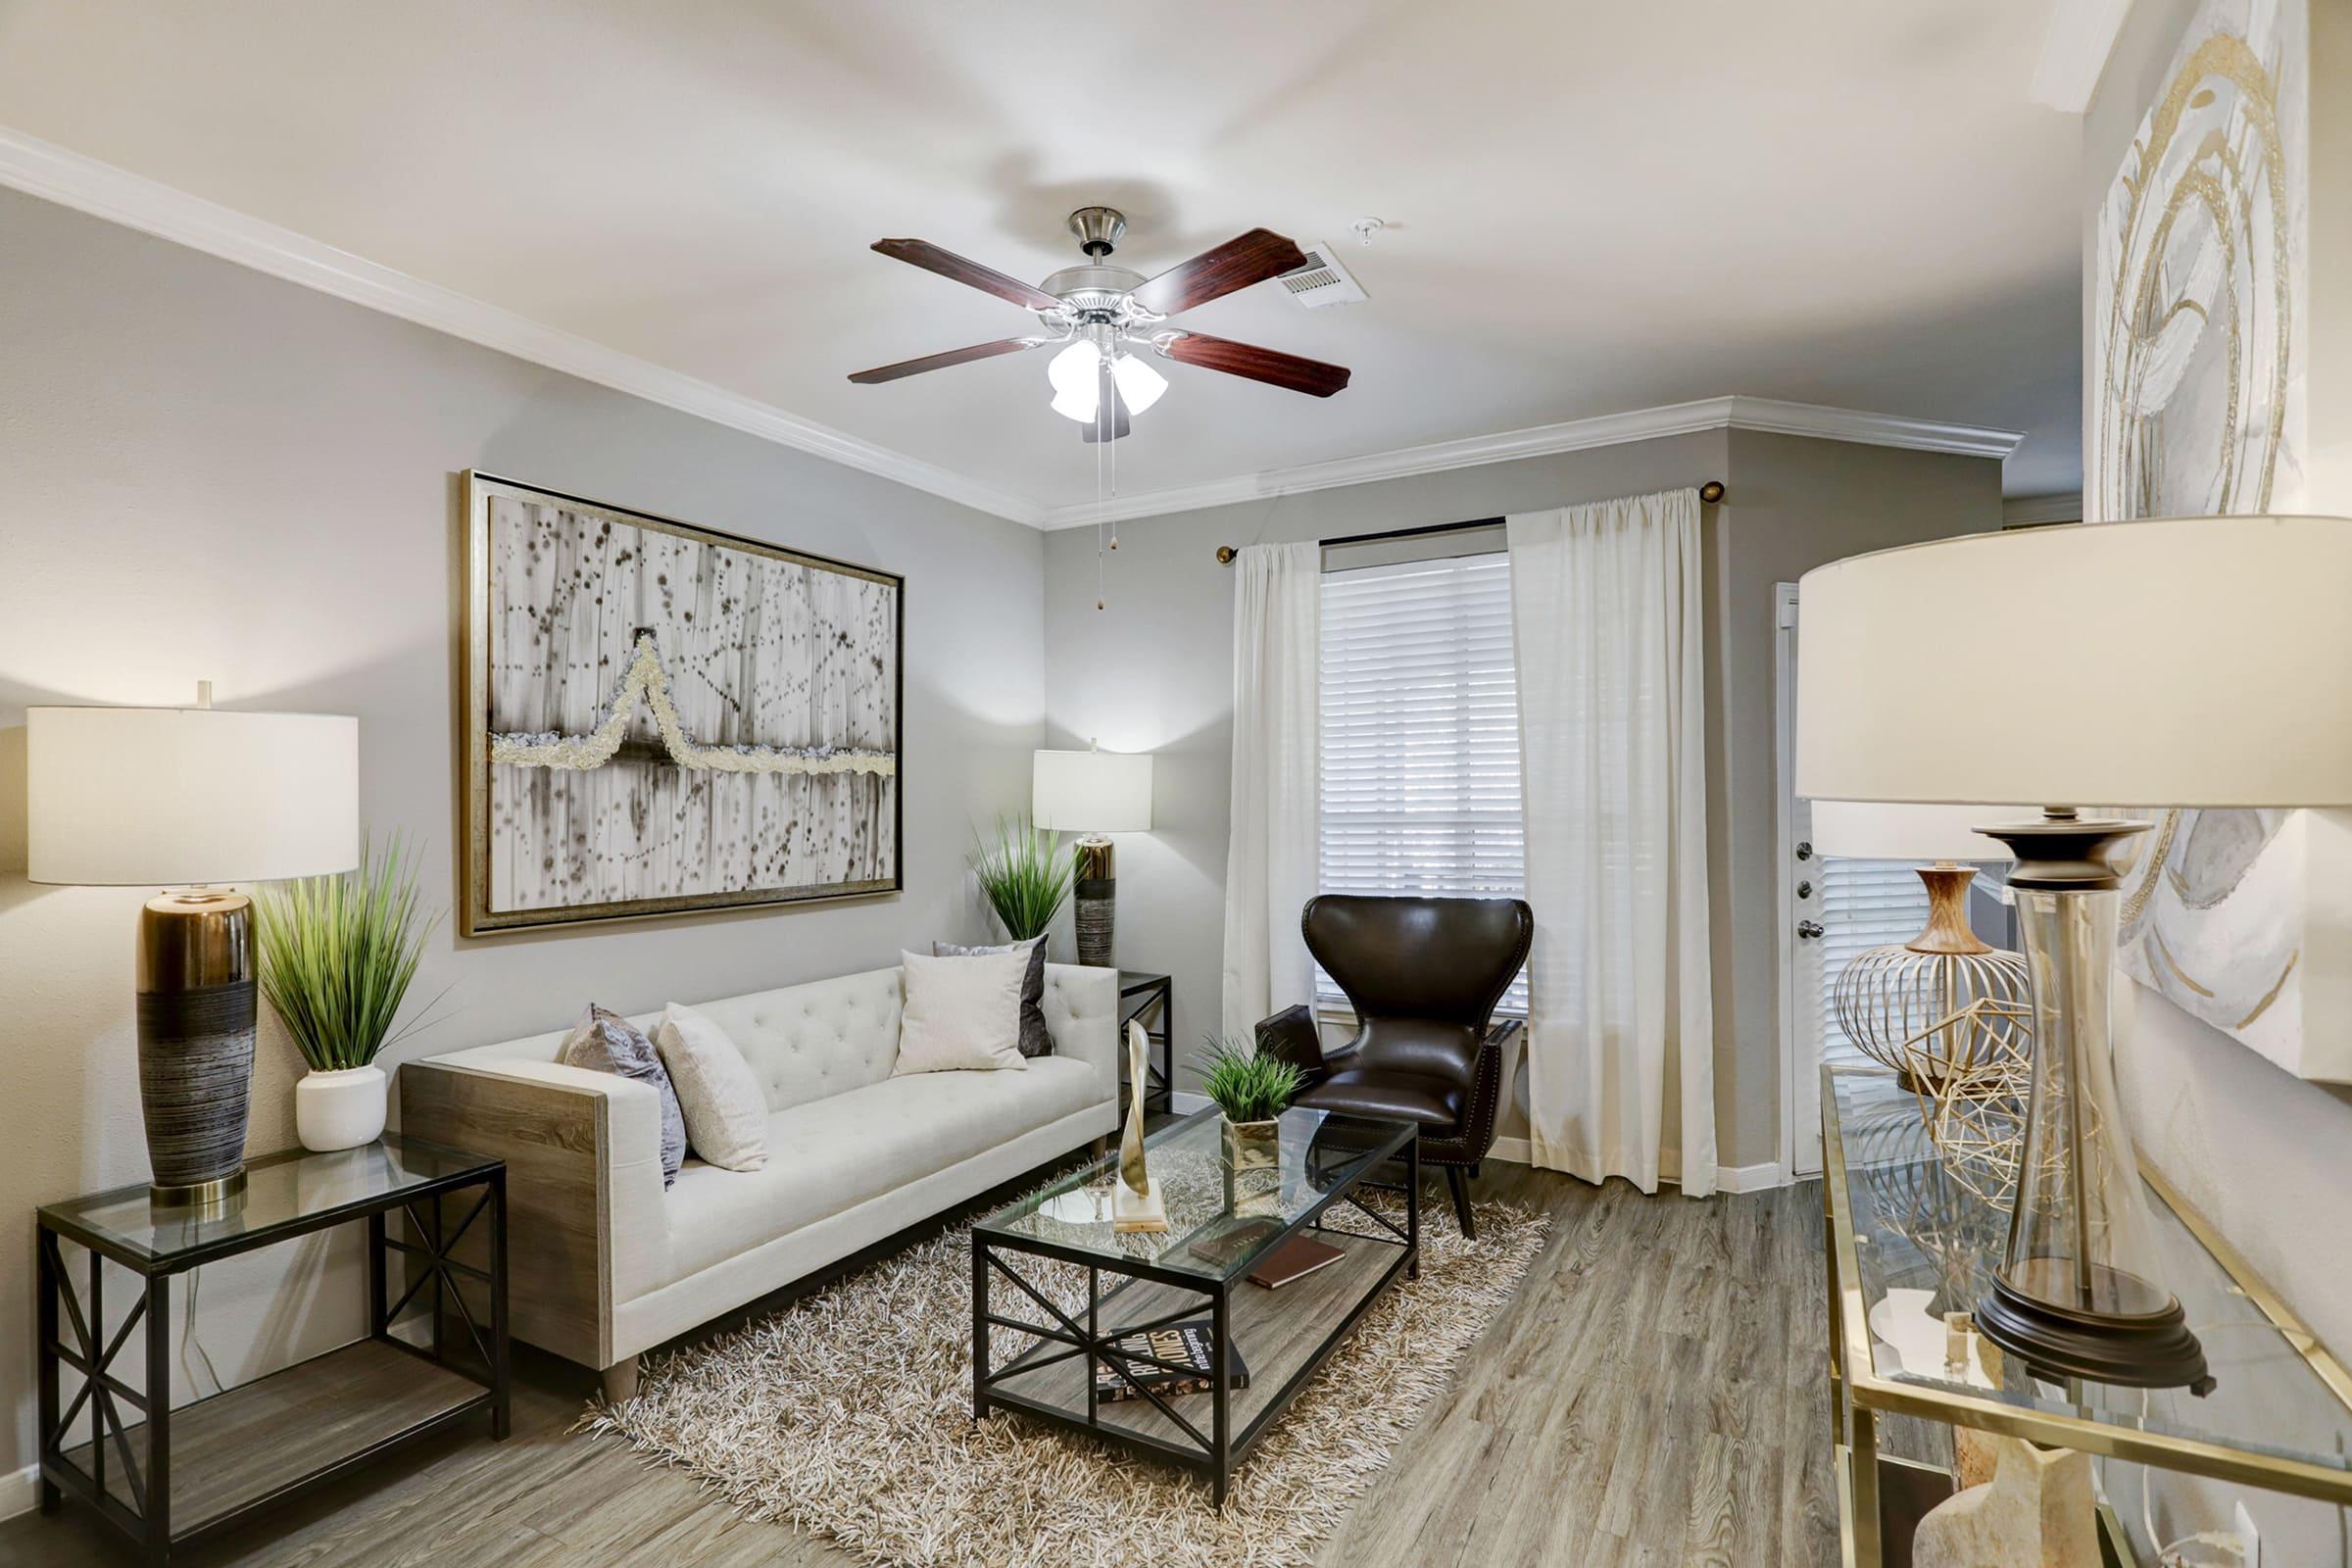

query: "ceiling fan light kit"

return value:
[849, 207, 1352, 439]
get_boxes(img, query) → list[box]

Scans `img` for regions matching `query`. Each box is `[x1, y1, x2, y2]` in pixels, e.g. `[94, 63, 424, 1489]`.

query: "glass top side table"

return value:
[35, 1135, 509, 1563]
[1823, 1065, 2352, 1566]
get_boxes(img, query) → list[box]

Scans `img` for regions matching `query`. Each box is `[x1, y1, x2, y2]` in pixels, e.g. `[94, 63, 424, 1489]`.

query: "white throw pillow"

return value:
[894, 949, 1029, 1075]
[654, 1002, 769, 1171]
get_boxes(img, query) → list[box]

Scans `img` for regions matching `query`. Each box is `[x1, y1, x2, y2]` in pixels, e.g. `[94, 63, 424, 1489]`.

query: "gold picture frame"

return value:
[460, 471, 904, 935]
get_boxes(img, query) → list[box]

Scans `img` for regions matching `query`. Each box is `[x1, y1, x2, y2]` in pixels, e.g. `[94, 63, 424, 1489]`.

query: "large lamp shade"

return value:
[29, 707, 360, 885]
[1796, 514, 2352, 808]
[1033, 748, 1153, 833]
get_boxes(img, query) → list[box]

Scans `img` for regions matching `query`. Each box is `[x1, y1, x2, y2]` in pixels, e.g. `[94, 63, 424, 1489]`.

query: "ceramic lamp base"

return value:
[1074, 836, 1115, 967]
[136, 891, 256, 1206]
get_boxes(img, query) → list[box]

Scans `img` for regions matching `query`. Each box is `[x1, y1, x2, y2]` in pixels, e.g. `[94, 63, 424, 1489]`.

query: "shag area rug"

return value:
[585, 1187, 1550, 1568]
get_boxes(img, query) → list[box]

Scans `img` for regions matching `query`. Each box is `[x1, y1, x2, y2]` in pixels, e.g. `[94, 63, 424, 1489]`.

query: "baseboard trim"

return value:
[0, 1461, 39, 1523]
[1713, 1160, 1793, 1194]
[1486, 1138, 1791, 1195]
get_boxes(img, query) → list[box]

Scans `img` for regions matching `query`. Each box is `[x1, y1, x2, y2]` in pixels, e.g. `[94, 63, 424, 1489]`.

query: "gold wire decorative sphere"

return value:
[1832, 945, 2033, 1097]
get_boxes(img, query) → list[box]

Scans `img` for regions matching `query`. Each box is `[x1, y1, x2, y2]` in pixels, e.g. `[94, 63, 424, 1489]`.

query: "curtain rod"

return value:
[1212, 479, 1724, 563]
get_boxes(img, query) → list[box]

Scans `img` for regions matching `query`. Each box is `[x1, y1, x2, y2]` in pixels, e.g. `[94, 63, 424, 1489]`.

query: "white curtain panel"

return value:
[1507, 490, 1717, 1197]
[1221, 542, 1322, 1042]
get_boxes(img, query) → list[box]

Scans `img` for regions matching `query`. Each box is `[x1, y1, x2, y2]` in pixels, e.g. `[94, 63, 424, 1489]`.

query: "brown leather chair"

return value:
[1256, 894, 1532, 1237]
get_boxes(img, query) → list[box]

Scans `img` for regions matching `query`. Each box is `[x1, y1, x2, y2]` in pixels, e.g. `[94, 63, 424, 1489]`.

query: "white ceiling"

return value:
[0, 0, 2085, 513]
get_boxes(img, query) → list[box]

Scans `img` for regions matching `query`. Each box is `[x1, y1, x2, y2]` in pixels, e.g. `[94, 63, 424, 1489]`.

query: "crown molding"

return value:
[2001, 491, 2084, 526]
[2031, 0, 2135, 112]
[0, 124, 2029, 538]
[1038, 395, 2024, 530]
[0, 123, 1047, 527]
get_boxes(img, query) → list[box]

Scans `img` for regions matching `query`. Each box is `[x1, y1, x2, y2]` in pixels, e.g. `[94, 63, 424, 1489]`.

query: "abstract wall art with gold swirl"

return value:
[2097, 0, 2352, 1085]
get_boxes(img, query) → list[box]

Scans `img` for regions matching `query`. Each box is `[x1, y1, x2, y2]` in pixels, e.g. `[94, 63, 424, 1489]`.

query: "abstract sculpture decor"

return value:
[1111, 1019, 1168, 1233]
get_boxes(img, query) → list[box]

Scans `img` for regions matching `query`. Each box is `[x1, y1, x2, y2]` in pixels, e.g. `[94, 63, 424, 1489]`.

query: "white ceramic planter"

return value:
[295, 1064, 388, 1152]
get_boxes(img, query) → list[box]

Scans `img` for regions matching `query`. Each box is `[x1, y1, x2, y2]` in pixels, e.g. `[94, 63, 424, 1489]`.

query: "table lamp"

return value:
[1798, 515, 2352, 1393]
[1812, 802, 2033, 1101]
[1032, 745, 1152, 967]
[29, 688, 359, 1207]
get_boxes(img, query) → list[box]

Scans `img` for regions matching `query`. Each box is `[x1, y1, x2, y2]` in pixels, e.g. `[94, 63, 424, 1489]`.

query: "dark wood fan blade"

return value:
[870, 238, 1063, 313]
[1081, 377, 1130, 443]
[1129, 228, 1309, 317]
[1160, 332, 1350, 397]
[847, 337, 1038, 384]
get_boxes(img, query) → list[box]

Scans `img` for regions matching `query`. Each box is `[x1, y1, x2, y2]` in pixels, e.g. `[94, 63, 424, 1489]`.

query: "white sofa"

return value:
[400, 961, 1119, 1394]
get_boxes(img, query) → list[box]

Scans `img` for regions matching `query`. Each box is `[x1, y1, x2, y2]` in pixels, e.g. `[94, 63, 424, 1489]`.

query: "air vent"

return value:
[1278, 242, 1368, 308]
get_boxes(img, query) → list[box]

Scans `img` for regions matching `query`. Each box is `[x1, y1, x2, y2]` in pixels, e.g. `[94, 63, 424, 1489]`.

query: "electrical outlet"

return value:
[2233, 1498, 2262, 1568]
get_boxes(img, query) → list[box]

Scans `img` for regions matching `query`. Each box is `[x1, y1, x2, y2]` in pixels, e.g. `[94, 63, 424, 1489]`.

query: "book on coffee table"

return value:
[1093, 1319, 1251, 1402]
[1246, 1235, 1347, 1290]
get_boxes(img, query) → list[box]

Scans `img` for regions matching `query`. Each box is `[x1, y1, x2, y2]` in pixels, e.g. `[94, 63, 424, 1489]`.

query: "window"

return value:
[1318, 551, 1529, 1012]
[1814, 854, 1941, 1068]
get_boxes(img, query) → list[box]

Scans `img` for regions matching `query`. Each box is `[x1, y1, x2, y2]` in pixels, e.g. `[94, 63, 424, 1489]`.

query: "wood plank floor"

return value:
[2, 1162, 1839, 1568]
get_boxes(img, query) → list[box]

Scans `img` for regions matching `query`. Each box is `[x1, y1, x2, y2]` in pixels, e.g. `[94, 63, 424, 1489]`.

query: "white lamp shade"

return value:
[1796, 515, 2352, 808]
[1033, 749, 1152, 833]
[28, 707, 360, 886]
[1810, 802, 2025, 862]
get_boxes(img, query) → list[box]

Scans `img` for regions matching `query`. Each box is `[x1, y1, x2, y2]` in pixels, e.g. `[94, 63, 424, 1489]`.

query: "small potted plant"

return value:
[254, 833, 443, 1152]
[970, 815, 1073, 944]
[1200, 1035, 1304, 1177]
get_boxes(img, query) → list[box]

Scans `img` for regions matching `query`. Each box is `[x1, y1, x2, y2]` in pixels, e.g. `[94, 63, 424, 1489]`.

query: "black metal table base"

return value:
[973, 1130, 1418, 1504]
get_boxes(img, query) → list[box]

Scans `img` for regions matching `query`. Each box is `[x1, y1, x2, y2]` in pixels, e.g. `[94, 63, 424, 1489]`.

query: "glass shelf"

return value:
[1825, 1066, 2352, 1504]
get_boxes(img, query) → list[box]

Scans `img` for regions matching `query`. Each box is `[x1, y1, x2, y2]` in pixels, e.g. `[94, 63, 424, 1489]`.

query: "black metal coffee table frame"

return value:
[34, 1137, 508, 1563]
[971, 1115, 1416, 1504]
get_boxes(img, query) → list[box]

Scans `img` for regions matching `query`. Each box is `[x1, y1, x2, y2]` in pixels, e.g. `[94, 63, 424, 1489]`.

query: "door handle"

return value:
[1797, 920, 1825, 940]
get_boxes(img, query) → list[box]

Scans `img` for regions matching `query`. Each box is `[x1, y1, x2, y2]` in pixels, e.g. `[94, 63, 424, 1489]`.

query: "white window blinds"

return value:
[1317, 552, 1529, 1011]
[1815, 855, 1942, 1068]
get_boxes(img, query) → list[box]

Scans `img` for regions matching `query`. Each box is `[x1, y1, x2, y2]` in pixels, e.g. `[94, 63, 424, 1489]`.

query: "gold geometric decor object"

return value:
[1929, 1020, 2036, 1213]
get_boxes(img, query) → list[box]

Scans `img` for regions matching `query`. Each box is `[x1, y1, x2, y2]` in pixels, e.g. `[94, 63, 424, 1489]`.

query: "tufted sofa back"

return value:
[440, 961, 1118, 1116]
[695, 968, 904, 1110]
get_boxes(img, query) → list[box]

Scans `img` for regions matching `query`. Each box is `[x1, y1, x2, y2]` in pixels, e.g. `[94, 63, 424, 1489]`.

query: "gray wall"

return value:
[2090, 4, 2352, 1559]
[0, 188, 1045, 1486]
[1041, 428, 1999, 1172]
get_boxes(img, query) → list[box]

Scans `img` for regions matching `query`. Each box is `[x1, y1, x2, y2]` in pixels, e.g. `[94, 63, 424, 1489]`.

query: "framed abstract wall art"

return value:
[2095, 0, 2352, 1084]
[461, 472, 903, 934]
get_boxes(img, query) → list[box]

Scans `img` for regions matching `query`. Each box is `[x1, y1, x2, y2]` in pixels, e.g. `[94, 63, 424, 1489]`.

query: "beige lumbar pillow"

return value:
[653, 1002, 769, 1171]
[894, 949, 1029, 1075]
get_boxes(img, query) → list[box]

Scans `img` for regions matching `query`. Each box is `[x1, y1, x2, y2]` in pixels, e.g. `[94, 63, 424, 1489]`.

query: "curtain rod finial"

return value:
[1215, 545, 1238, 564]
[1699, 480, 1725, 504]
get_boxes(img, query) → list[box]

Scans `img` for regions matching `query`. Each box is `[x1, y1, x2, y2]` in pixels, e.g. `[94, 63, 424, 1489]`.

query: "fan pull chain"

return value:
[1096, 351, 1107, 609]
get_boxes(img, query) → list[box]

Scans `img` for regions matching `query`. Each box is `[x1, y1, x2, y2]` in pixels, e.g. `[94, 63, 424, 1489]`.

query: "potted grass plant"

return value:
[970, 816, 1073, 944]
[1200, 1035, 1304, 1177]
[254, 833, 442, 1152]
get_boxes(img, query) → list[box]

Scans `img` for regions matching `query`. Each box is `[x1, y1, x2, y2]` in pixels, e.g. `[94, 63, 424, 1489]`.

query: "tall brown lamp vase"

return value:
[29, 689, 358, 1208]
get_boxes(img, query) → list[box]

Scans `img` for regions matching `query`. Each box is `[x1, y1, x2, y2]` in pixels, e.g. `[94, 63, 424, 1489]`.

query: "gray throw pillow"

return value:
[933, 936, 1052, 1057]
[559, 1004, 688, 1186]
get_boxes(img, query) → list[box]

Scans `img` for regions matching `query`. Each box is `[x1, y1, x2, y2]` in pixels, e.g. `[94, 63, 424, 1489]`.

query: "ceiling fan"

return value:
[847, 207, 1351, 442]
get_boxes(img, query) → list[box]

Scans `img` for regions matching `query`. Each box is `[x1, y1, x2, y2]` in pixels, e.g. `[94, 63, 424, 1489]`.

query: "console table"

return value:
[35, 1136, 507, 1563]
[1823, 1065, 2352, 1566]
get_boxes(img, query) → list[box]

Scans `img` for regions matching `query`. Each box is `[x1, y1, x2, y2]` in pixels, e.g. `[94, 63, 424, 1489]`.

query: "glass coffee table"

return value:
[972, 1105, 1418, 1503]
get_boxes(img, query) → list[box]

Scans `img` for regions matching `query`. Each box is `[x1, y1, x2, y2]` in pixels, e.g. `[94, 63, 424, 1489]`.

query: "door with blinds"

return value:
[1779, 581, 1936, 1175]
[1318, 550, 1529, 1013]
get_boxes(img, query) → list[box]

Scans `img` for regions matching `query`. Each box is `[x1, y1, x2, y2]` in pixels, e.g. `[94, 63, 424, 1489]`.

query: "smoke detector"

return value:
[1278, 241, 1369, 309]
